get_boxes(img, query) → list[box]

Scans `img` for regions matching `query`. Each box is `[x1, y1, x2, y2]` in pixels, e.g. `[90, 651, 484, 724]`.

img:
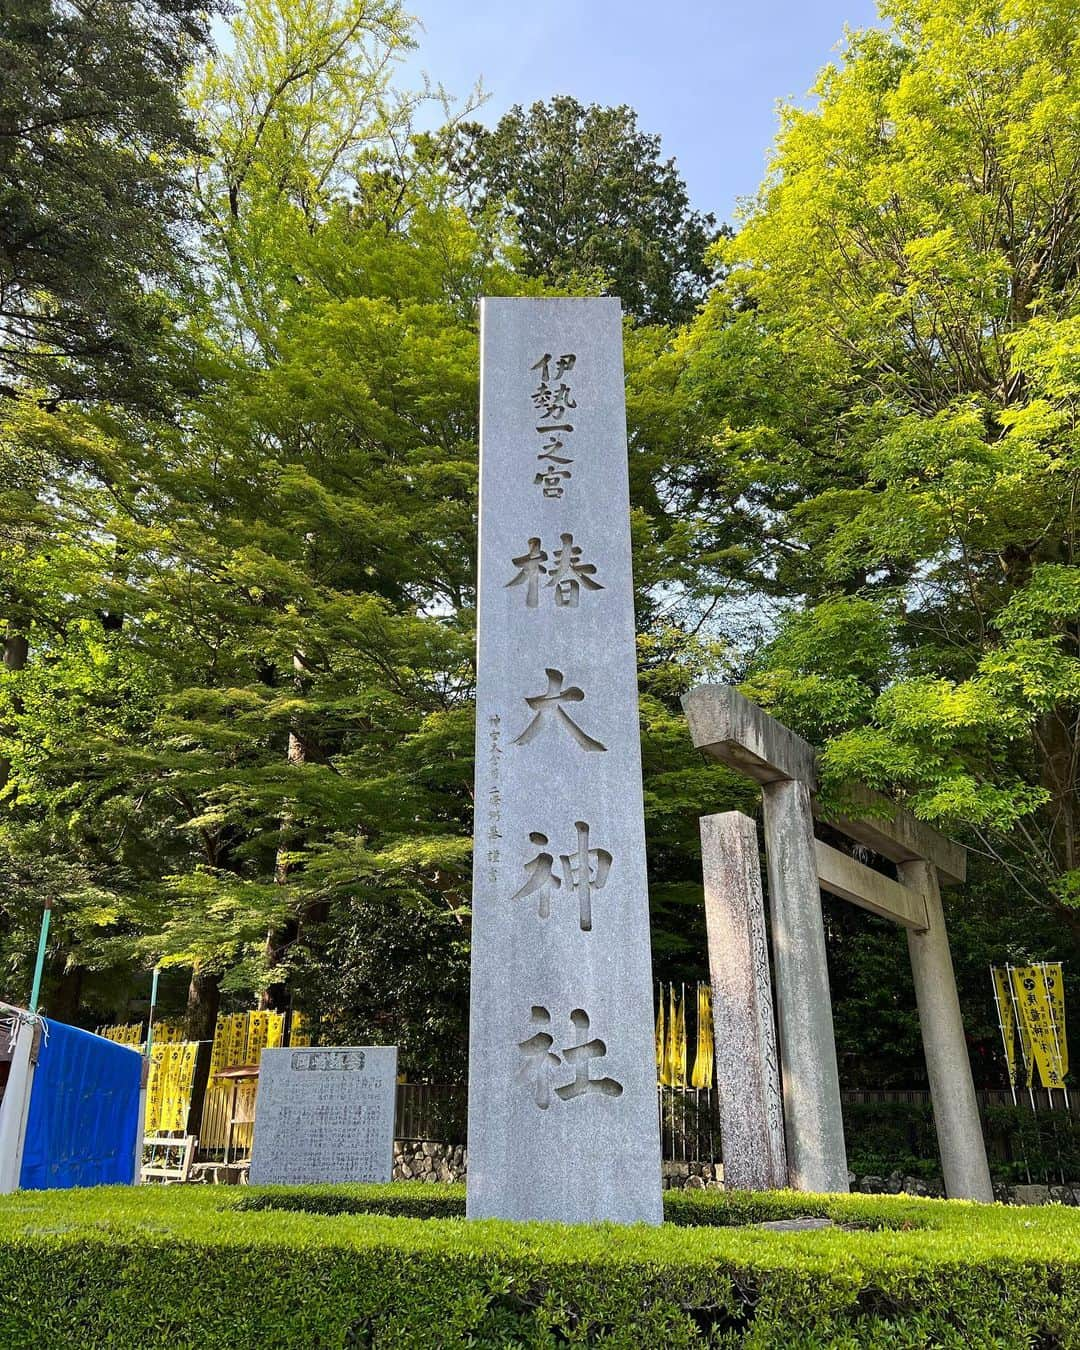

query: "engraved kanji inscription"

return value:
[530, 353, 578, 497]
[535, 465, 571, 498]
[511, 668, 607, 752]
[516, 1006, 562, 1109]
[505, 534, 603, 609]
[532, 353, 577, 383]
[511, 822, 612, 931]
[531, 353, 578, 422]
[506, 538, 548, 608]
[547, 534, 603, 607]
[555, 1010, 623, 1101]
[516, 1006, 624, 1109]
[512, 831, 560, 919]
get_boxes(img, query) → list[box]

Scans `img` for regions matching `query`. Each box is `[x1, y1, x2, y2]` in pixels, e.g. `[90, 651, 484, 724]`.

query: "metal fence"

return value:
[395, 1082, 468, 1144]
[840, 1087, 1080, 1183]
[393, 1083, 1080, 1175]
[393, 1082, 723, 1160]
[194, 1079, 1080, 1177]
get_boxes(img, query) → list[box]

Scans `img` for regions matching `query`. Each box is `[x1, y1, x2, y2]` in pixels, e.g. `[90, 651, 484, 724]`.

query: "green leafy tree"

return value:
[686, 0, 1080, 929]
[0, 0, 219, 407]
[0, 0, 223, 1015]
[0, 2, 767, 1074]
[440, 96, 719, 325]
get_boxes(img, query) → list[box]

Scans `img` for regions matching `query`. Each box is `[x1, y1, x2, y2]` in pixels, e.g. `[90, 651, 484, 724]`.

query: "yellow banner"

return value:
[145, 1042, 199, 1134]
[690, 984, 714, 1089]
[661, 987, 677, 1086]
[1044, 962, 1068, 1078]
[992, 967, 1019, 1088]
[1011, 965, 1067, 1090]
[673, 989, 688, 1087]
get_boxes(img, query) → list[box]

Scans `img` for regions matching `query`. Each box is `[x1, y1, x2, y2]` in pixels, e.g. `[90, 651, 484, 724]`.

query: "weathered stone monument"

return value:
[249, 1045, 396, 1185]
[699, 812, 787, 1190]
[467, 297, 662, 1224]
[686, 685, 994, 1202]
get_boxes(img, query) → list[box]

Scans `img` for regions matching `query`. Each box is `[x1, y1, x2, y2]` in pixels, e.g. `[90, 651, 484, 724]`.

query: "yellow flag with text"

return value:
[991, 966, 1019, 1088]
[1011, 965, 1067, 1090]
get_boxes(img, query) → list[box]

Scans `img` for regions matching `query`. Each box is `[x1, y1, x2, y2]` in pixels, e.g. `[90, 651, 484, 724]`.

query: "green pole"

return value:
[28, 898, 52, 1015]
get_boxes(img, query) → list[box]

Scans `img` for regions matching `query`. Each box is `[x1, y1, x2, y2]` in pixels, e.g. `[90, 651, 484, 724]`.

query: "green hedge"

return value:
[2, 1183, 1080, 1347]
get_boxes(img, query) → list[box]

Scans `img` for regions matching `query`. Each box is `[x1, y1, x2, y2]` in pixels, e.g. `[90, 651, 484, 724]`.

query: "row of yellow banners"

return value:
[657, 969, 1070, 1095]
[656, 983, 714, 1089]
[97, 1021, 186, 1047]
[992, 963, 1069, 1091]
[98, 1010, 311, 1136]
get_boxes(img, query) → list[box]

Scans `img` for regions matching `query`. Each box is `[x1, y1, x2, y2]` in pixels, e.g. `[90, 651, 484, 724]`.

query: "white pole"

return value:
[0, 1018, 38, 1194]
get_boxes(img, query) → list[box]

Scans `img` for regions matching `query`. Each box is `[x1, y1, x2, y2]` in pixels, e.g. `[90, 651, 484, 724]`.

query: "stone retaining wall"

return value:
[392, 1144, 1080, 1205]
[394, 1140, 467, 1183]
[191, 1146, 1080, 1206]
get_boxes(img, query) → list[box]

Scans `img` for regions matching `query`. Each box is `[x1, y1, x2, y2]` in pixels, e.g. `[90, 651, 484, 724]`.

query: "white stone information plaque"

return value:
[248, 1045, 396, 1185]
[467, 297, 663, 1224]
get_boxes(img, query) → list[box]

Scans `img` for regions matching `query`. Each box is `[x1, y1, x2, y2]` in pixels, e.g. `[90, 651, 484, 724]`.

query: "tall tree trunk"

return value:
[259, 649, 308, 1012]
[0, 631, 28, 792]
[1039, 705, 1079, 880]
[184, 964, 221, 1041]
[184, 964, 221, 1132]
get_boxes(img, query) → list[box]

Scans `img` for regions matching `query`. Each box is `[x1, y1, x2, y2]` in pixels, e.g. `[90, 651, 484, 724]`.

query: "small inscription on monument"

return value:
[248, 1045, 396, 1185]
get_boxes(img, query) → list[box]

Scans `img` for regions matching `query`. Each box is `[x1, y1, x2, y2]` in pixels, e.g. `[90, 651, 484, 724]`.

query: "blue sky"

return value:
[400, 1, 883, 223]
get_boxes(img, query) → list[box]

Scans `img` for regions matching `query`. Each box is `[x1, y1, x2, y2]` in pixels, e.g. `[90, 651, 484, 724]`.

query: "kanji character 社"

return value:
[555, 1009, 623, 1101]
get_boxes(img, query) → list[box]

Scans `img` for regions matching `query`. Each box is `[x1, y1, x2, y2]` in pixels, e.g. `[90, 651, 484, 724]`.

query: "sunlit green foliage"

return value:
[689, 0, 1080, 918]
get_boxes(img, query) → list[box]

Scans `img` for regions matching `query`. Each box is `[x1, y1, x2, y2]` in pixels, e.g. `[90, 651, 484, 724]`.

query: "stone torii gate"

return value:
[684, 684, 994, 1202]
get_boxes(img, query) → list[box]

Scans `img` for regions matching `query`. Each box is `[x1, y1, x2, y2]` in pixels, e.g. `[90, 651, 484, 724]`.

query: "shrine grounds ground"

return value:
[2, 1184, 1079, 1347]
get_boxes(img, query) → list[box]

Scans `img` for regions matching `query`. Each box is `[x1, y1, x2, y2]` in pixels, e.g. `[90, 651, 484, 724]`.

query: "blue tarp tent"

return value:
[19, 1019, 141, 1189]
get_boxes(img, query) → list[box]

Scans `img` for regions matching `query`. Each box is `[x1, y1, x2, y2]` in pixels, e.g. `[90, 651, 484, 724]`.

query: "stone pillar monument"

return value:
[700, 811, 787, 1190]
[762, 777, 850, 1193]
[467, 297, 662, 1225]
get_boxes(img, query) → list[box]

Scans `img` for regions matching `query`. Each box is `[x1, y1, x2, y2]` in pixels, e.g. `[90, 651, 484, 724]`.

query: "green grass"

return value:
[1, 1182, 1079, 1347]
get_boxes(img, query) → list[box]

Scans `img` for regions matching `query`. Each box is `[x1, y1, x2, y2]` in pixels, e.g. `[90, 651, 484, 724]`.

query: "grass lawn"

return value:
[1, 1183, 1079, 1347]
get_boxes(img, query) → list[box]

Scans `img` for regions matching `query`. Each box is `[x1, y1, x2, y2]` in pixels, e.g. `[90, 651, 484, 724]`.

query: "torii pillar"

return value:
[685, 685, 993, 1202]
[686, 687, 848, 1192]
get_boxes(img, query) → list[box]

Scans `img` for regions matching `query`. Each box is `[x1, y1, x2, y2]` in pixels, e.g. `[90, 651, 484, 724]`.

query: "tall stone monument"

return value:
[467, 297, 662, 1224]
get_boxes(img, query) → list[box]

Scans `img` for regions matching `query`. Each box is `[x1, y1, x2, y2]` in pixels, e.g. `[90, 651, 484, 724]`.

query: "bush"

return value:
[843, 1098, 1080, 1183]
[2, 1183, 1080, 1347]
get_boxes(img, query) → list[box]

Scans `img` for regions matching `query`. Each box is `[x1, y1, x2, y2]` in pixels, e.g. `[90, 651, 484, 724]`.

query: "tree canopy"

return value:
[684, 0, 1080, 932]
[2, 0, 1079, 1088]
[440, 96, 720, 325]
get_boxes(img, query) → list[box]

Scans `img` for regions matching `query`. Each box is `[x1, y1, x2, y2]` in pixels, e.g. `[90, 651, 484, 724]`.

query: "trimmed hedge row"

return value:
[2, 1183, 1080, 1347]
